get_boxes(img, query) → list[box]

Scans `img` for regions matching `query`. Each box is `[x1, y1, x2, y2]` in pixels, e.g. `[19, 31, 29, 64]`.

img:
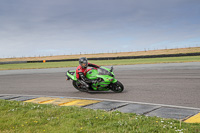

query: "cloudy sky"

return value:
[0, 0, 200, 58]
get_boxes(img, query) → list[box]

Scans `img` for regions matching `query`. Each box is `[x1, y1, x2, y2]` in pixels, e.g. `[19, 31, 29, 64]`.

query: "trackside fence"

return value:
[1, 52, 200, 65]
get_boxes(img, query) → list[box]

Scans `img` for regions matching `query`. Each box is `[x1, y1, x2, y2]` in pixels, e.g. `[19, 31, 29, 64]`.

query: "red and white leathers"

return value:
[76, 63, 100, 80]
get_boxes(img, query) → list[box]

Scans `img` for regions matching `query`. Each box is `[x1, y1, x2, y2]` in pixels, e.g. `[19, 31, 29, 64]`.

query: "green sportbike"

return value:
[66, 66, 124, 93]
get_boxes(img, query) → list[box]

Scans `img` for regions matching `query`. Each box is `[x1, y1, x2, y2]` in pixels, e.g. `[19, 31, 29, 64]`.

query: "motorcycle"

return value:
[66, 66, 124, 93]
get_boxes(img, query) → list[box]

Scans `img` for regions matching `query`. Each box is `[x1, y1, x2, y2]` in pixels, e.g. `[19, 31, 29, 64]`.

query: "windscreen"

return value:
[98, 68, 112, 76]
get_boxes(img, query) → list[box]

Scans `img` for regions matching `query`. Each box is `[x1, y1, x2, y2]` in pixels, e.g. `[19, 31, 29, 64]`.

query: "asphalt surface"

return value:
[0, 62, 200, 108]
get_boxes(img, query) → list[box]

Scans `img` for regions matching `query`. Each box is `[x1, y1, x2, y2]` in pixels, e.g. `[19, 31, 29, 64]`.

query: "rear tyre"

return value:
[111, 81, 124, 93]
[72, 80, 88, 92]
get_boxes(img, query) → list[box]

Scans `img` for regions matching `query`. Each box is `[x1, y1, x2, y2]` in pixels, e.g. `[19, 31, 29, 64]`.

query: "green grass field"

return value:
[0, 56, 200, 70]
[0, 99, 199, 133]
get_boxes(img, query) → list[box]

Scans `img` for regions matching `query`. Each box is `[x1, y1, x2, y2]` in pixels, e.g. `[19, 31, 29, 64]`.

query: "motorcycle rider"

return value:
[76, 57, 100, 91]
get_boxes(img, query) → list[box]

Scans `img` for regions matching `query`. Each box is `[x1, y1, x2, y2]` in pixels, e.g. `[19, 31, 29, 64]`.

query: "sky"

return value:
[0, 0, 200, 58]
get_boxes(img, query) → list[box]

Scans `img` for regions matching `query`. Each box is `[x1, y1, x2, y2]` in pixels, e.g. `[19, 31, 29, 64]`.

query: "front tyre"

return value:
[110, 81, 124, 93]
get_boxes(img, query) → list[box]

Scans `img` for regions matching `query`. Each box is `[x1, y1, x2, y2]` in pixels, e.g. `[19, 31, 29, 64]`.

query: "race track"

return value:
[0, 62, 200, 108]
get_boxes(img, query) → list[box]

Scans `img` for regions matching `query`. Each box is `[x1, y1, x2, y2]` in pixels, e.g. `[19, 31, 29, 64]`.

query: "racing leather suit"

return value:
[76, 63, 100, 90]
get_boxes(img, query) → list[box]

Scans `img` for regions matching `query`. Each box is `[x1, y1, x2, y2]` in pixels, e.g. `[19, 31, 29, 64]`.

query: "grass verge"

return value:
[0, 99, 200, 133]
[0, 56, 200, 70]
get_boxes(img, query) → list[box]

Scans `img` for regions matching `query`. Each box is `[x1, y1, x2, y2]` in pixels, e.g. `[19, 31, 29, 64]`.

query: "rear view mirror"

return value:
[110, 66, 114, 72]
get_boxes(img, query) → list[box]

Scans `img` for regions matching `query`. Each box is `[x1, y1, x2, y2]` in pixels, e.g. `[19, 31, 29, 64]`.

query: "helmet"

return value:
[79, 57, 88, 69]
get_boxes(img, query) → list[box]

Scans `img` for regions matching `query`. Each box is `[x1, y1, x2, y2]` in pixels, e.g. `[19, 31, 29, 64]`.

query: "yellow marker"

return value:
[43, 60, 46, 63]
[24, 97, 58, 104]
[184, 113, 200, 123]
[24, 97, 101, 107]
[44, 98, 76, 105]
[60, 99, 101, 107]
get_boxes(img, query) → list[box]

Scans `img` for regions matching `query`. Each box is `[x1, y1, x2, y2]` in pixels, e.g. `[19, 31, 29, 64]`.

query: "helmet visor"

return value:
[81, 61, 88, 68]
[82, 63, 86, 67]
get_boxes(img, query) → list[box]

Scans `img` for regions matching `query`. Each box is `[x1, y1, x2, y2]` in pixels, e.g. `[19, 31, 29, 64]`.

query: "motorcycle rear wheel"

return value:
[111, 81, 124, 93]
[72, 80, 88, 92]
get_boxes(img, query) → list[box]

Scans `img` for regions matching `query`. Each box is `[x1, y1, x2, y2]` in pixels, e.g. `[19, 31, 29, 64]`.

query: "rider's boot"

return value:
[78, 80, 89, 91]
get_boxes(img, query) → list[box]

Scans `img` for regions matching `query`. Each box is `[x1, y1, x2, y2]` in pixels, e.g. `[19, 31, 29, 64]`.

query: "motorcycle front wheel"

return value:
[110, 81, 124, 93]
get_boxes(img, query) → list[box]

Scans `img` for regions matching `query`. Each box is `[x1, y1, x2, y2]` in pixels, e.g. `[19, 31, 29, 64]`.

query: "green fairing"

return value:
[86, 69, 98, 80]
[86, 68, 115, 82]
[112, 78, 118, 83]
[85, 67, 117, 91]
[90, 75, 111, 91]
[67, 71, 77, 81]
